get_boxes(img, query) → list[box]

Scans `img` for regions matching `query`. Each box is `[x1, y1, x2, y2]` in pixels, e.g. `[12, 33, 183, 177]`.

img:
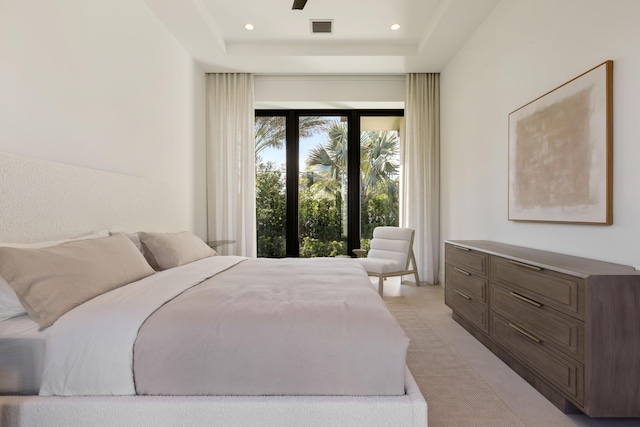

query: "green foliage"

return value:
[298, 190, 346, 257]
[299, 191, 343, 242]
[359, 238, 371, 257]
[299, 237, 345, 258]
[256, 162, 286, 257]
[360, 185, 399, 240]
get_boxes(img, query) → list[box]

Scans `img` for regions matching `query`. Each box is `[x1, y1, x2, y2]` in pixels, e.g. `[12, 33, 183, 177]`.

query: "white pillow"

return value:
[0, 276, 24, 322]
[0, 229, 109, 322]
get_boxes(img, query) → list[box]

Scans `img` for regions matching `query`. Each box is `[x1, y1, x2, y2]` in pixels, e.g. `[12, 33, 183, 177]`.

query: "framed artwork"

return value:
[508, 60, 613, 224]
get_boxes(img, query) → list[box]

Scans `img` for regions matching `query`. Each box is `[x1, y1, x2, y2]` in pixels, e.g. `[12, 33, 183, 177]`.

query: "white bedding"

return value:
[133, 257, 409, 396]
[40, 255, 410, 398]
[40, 256, 247, 396]
[0, 315, 44, 394]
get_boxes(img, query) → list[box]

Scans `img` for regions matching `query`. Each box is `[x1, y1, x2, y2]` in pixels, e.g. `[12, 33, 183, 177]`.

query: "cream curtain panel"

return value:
[206, 73, 256, 257]
[401, 73, 440, 284]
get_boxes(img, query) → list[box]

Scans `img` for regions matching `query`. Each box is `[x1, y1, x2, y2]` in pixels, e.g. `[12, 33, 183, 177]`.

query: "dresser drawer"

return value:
[445, 244, 489, 278]
[445, 285, 488, 333]
[491, 312, 584, 406]
[445, 263, 487, 302]
[491, 256, 584, 320]
[490, 284, 584, 361]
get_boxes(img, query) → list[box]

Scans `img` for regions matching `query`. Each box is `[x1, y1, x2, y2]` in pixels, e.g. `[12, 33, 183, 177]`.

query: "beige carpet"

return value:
[384, 296, 527, 427]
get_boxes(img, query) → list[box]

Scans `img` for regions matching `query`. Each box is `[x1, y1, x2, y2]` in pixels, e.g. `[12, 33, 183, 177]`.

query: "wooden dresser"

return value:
[444, 240, 640, 418]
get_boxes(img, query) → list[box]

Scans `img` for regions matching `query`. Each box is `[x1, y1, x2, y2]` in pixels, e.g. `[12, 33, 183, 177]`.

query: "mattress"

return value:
[0, 315, 45, 395]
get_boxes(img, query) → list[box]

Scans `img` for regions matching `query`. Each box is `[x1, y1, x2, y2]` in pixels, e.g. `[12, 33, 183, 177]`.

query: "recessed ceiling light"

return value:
[244, 23, 254, 31]
[390, 23, 400, 31]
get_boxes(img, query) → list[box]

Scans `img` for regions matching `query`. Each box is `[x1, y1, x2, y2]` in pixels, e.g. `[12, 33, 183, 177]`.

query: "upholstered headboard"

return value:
[0, 152, 173, 243]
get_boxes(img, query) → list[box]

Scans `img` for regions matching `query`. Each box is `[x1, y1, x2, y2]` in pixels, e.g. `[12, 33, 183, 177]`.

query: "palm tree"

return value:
[305, 121, 400, 202]
[304, 121, 400, 241]
[255, 116, 329, 159]
[360, 130, 399, 199]
[304, 122, 349, 195]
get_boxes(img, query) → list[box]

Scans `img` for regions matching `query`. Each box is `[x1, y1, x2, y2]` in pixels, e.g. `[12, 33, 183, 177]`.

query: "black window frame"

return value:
[255, 109, 404, 257]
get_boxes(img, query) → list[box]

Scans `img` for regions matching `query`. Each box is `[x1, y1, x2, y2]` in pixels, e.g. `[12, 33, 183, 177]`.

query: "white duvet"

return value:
[39, 256, 247, 396]
[40, 256, 409, 397]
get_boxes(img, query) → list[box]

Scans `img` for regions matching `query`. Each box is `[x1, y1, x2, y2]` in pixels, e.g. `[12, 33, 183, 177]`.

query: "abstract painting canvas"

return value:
[508, 60, 613, 224]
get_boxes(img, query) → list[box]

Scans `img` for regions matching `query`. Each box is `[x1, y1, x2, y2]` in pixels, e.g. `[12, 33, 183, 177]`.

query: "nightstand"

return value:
[206, 240, 236, 249]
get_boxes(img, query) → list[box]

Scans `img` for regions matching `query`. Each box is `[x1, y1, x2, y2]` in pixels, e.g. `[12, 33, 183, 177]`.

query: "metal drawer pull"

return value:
[508, 322, 543, 344]
[509, 260, 542, 271]
[509, 291, 543, 308]
[455, 289, 471, 300]
[453, 245, 470, 251]
[454, 267, 471, 276]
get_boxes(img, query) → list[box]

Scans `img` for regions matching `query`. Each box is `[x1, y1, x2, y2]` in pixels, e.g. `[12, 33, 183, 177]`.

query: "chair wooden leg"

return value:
[378, 276, 384, 296]
[411, 251, 420, 286]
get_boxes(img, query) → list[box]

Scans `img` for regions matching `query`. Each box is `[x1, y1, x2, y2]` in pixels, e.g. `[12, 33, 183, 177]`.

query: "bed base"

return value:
[0, 367, 427, 427]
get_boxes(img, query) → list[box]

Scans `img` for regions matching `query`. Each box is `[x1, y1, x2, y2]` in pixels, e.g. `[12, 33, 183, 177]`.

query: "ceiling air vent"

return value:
[311, 20, 333, 34]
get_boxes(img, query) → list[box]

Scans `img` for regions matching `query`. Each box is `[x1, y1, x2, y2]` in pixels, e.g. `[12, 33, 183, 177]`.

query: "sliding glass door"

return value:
[255, 115, 288, 257]
[298, 115, 349, 257]
[255, 110, 402, 258]
[358, 115, 402, 253]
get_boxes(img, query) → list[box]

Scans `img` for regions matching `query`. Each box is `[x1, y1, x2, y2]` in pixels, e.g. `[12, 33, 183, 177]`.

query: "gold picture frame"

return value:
[508, 60, 613, 224]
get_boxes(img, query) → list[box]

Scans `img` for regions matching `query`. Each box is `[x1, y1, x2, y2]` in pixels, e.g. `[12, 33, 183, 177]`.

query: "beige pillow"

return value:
[0, 229, 111, 322]
[137, 231, 216, 271]
[0, 234, 155, 329]
[110, 231, 144, 254]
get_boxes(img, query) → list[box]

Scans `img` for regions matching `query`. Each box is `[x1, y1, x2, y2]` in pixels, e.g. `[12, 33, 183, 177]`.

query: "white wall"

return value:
[0, 0, 207, 237]
[440, 0, 640, 271]
[254, 75, 405, 109]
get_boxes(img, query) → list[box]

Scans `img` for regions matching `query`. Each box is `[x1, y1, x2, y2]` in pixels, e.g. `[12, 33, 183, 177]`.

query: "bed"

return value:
[0, 152, 427, 426]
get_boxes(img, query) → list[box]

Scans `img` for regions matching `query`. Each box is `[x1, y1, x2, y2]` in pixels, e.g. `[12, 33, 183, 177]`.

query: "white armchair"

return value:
[356, 226, 420, 296]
